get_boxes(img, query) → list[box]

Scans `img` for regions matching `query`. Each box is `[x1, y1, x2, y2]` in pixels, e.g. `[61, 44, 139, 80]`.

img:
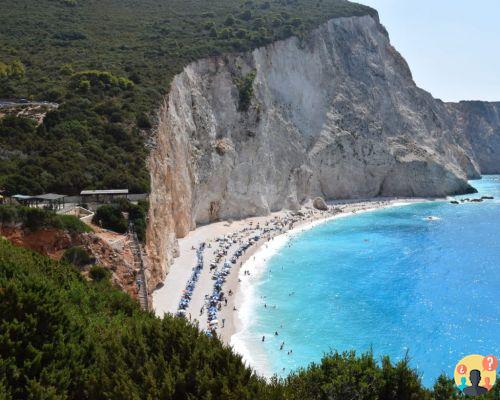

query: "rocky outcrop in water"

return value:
[146, 15, 499, 288]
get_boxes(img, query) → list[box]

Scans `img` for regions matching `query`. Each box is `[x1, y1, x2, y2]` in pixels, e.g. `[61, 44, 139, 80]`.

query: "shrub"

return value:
[224, 15, 235, 26]
[219, 28, 233, 39]
[272, 16, 283, 27]
[136, 113, 152, 129]
[59, 63, 74, 75]
[234, 71, 256, 112]
[92, 205, 128, 233]
[23, 208, 59, 231]
[253, 17, 265, 28]
[70, 70, 134, 92]
[203, 21, 215, 30]
[235, 29, 248, 39]
[62, 246, 92, 268]
[78, 79, 90, 92]
[209, 26, 218, 38]
[283, 351, 430, 400]
[0, 205, 18, 225]
[114, 198, 148, 242]
[57, 214, 92, 233]
[432, 375, 460, 400]
[239, 10, 252, 21]
[89, 264, 111, 281]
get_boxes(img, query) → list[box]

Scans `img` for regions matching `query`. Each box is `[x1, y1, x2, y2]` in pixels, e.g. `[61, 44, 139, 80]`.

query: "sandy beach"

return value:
[152, 197, 435, 349]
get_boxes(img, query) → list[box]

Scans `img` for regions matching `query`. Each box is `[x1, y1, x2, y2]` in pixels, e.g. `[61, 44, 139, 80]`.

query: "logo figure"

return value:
[454, 354, 497, 397]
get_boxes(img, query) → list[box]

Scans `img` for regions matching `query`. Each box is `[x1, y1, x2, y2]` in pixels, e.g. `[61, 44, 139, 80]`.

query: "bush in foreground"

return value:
[92, 204, 128, 233]
[89, 264, 111, 282]
[62, 246, 93, 268]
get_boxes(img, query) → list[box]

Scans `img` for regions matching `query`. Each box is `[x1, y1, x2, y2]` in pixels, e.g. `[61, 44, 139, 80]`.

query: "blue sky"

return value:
[357, 0, 500, 102]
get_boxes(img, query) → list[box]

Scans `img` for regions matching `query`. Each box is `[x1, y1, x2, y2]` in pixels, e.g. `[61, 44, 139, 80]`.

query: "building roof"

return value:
[12, 194, 33, 200]
[80, 189, 129, 195]
[33, 193, 67, 201]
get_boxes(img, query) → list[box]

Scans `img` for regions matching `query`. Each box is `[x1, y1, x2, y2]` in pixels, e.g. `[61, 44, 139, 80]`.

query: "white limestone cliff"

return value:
[146, 15, 498, 289]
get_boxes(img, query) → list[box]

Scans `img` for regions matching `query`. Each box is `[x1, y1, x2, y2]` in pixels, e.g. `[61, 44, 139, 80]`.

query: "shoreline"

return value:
[152, 197, 439, 368]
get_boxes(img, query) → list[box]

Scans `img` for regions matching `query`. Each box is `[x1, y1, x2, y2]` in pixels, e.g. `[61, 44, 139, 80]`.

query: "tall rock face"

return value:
[146, 15, 498, 288]
[446, 101, 500, 174]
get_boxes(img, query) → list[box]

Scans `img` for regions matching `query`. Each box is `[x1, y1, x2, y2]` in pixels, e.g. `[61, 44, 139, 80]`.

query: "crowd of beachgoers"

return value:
[174, 209, 336, 336]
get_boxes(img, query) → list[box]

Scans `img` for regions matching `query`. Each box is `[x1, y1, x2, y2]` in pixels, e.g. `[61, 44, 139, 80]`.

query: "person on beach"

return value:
[262, 336, 265, 342]
[222, 318, 225, 328]
[280, 342, 284, 350]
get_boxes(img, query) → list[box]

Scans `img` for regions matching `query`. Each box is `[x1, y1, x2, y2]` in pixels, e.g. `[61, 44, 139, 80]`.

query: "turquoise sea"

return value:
[238, 176, 500, 386]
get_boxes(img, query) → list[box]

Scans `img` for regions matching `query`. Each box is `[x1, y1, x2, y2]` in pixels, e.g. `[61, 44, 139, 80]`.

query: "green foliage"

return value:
[0, 0, 375, 194]
[0, 241, 267, 399]
[110, 198, 148, 241]
[234, 71, 256, 112]
[224, 15, 236, 26]
[0, 205, 92, 233]
[0, 108, 149, 195]
[69, 70, 134, 92]
[89, 264, 111, 281]
[126, 199, 149, 242]
[240, 9, 253, 21]
[0, 60, 25, 78]
[432, 374, 461, 400]
[62, 246, 92, 268]
[136, 112, 152, 129]
[282, 352, 425, 400]
[92, 204, 128, 233]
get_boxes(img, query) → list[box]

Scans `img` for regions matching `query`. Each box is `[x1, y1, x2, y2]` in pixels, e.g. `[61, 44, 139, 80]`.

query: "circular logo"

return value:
[454, 354, 497, 396]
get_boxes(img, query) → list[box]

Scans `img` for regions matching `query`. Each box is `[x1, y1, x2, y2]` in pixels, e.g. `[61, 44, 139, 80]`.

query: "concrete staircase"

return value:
[129, 225, 149, 311]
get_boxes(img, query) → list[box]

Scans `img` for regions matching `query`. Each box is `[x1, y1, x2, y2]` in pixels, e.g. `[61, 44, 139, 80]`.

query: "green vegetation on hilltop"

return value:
[1, 240, 499, 398]
[0, 0, 376, 195]
[0, 204, 92, 233]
